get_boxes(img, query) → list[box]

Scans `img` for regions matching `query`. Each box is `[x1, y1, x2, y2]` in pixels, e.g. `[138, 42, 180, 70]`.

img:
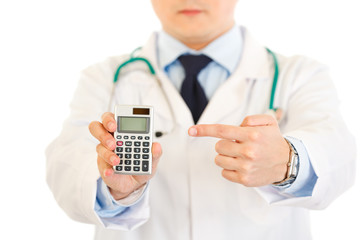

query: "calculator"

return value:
[113, 105, 154, 175]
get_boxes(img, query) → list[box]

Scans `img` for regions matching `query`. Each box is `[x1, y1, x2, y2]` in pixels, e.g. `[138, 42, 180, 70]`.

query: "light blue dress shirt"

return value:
[95, 26, 318, 219]
[157, 25, 242, 100]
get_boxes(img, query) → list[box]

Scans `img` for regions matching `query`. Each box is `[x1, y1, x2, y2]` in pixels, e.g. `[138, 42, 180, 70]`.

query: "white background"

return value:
[0, 0, 359, 239]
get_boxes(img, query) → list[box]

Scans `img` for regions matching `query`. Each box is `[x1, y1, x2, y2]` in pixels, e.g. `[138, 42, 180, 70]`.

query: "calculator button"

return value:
[134, 160, 140, 165]
[134, 142, 141, 147]
[125, 141, 132, 146]
[125, 147, 132, 153]
[120, 160, 123, 165]
[116, 147, 123, 152]
[115, 166, 122, 171]
[142, 161, 149, 171]
[125, 154, 131, 159]
[134, 148, 141, 153]
[143, 154, 149, 159]
[116, 153, 123, 158]
[116, 136, 122, 139]
[138, 136, 143, 140]
[124, 136, 129, 139]
[131, 136, 136, 140]
[134, 167, 140, 172]
[142, 148, 149, 153]
[143, 142, 150, 147]
[145, 136, 150, 140]
[125, 166, 131, 171]
[116, 141, 123, 146]
[134, 154, 140, 159]
[125, 160, 131, 165]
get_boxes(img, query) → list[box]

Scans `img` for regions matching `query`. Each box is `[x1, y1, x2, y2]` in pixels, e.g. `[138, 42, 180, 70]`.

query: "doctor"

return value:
[46, 0, 356, 239]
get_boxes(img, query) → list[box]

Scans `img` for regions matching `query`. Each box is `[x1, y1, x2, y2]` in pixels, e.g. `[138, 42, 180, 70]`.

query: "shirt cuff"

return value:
[94, 177, 148, 218]
[271, 136, 318, 197]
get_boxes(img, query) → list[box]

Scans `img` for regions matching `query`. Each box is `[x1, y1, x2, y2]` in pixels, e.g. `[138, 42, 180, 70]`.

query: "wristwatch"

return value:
[273, 139, 299, 187]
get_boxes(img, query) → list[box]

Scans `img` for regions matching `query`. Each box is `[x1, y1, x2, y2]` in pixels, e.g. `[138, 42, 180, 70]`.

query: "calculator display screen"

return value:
[118, 117, 149, 133]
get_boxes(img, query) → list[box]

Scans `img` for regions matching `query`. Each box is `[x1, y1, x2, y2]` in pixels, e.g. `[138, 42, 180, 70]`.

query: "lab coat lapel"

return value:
[198, 29, 271, 124]
[140, 33, 195, 128]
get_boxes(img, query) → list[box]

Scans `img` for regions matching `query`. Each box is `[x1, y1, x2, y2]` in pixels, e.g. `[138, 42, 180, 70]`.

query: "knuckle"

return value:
[103, 150, 112, 161]
[96, 156, 102, 168]
[88, 121, 98, 133]
[102, 112, 114, 123]
[221, 170, 226, 178]
[96, 144, 102, 153]
[214, 155, 221, 166]
[221, 169, 230, 179]
[215, 124, 226, 138]
[240, 175, 252, 187]
[241, 162, 252, 173]
[99, 131, 109, 142]
[243, 146, 256, 160]
[248, 130, 260, 141]
[101, 112, 109, 121]
[215, 141, 222, 153]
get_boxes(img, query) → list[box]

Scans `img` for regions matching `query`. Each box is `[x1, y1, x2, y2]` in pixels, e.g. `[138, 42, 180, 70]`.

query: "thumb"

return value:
[152, 142, 162, 160]
[151, 142, 162, 168]
[240, 114, 278, 127]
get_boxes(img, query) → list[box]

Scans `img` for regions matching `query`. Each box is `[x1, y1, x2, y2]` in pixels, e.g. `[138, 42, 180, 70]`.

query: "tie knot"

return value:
[178, 54, 212, 77]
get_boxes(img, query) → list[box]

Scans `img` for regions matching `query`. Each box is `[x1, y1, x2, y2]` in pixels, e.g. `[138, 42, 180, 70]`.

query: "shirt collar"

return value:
[157, 25, 243, 74]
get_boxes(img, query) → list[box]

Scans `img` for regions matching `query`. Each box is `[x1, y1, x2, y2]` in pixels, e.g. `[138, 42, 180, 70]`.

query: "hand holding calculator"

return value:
[113, 105, 154, 175]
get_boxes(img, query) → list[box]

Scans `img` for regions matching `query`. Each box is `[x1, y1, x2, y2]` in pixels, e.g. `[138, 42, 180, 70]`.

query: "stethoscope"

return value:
[110, 47, 280, 137]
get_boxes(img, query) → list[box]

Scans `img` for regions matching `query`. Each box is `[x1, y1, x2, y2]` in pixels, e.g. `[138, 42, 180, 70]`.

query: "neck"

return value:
[169, 23, 235, 50]
[182, 40, 214, 50]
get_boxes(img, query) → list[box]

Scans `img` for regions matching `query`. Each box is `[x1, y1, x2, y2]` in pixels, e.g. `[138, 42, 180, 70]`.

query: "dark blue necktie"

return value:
[178, 54, 212, 123]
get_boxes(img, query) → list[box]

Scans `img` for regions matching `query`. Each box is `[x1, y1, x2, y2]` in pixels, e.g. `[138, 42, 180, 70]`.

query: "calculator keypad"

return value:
[114, 134, 151, 174]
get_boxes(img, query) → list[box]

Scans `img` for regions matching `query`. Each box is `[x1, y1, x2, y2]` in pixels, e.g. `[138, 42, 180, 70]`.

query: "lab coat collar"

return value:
[158, 25, 242, 74]
[234, 27, 270, 80]
[139, 27, 271, 126]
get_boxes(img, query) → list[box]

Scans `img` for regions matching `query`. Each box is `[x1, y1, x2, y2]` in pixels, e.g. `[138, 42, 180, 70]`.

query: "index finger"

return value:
[188, 124, 248, 141]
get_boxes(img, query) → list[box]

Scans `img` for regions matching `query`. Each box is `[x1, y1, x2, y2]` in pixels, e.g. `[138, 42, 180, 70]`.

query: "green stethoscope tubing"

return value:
[113, 47, 279, 111]
[266, 48, 279, 111]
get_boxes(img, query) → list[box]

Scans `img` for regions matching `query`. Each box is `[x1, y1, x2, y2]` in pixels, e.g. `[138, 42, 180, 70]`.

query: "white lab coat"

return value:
[46, 28, 356, 240]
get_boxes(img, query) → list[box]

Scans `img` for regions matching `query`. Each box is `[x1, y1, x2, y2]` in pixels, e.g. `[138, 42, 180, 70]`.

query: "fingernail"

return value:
[189, 127, 197, 136]
[110, 156, 119, 165]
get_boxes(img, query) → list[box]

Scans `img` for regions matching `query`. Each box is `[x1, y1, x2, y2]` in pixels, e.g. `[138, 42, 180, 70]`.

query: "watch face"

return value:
[273, 140, 299, 187]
